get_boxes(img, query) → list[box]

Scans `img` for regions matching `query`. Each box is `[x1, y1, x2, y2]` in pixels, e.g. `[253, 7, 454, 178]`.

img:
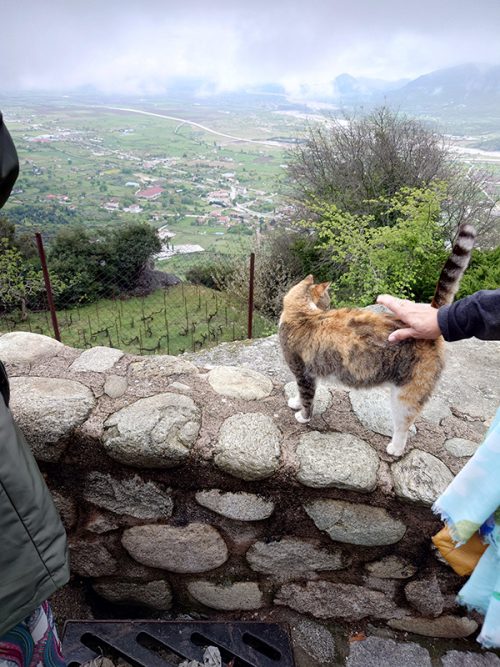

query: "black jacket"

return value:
[0, 113, 70, 634]
[438, 289, 500, 342]
[0, 111, 19, 208]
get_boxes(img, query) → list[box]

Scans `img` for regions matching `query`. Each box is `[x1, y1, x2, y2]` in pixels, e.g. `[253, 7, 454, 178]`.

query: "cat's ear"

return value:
[318, 282, 331, 293]
[304, 274, 314, 285]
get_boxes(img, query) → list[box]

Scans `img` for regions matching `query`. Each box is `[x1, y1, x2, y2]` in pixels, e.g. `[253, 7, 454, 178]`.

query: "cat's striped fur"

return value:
[279, 224, 476, 456]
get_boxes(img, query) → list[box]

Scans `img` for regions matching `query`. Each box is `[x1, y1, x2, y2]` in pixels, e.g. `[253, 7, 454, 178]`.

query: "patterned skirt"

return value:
[0, 602, 66, 667]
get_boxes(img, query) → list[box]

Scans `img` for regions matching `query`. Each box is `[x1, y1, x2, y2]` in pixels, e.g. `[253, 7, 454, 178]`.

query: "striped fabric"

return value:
[0, 602, 66, 667]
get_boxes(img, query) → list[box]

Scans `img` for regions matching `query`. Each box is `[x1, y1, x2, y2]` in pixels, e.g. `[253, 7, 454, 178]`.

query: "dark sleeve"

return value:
[437, 289, 500, 341]
[0, 111, 19, 209]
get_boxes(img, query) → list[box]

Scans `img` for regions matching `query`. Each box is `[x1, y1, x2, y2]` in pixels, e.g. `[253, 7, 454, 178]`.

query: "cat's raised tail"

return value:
[431, 223, 476, 308]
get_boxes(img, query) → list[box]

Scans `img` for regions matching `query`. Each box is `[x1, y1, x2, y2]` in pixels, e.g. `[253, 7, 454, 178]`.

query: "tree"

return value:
[0, 238, 65, 318]
[305, 186, 448, 306]
[288, 107, 496, 241]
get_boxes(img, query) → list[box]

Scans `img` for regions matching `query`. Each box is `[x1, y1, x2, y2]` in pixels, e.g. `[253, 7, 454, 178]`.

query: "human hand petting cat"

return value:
[376, 295, 442, 342]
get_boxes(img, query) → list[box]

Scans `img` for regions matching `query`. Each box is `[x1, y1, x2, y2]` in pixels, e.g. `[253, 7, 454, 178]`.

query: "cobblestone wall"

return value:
[1, 331, 499, 659]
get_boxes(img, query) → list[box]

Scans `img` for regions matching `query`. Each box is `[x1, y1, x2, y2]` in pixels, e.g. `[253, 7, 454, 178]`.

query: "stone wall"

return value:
[1, 331, 499, 652]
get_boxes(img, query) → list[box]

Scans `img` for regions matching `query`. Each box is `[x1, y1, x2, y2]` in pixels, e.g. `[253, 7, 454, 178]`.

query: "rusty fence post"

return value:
[35, 232, 61, 342]
[247, 252, 255, 339]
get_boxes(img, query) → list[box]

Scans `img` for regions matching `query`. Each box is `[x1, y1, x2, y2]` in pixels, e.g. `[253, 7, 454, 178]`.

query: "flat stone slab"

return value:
[388, 615, 478, 638]
[122, 523, 228, 573]
[296, 431, 379, 491]
[284, 381, 332, 415]
[348, 386, 450, 437]
[404, 575, 444, 617]
[195, 490, 274, 521]
[103, 393, 201, 467]
[0, 332, 64, 363]
[445, 437, 480, 457]
[104, 374, 128, 398]
[346, 636, 432, 667]
[305, 499, 407, 546]
[69, 541, 118, 577]
[392, 449, 453, 506]
[364, 555, 417, 580]
[93, 580, 172, 611]
[441, 651, 500, 666]
[208, 366, 273, 400]
[187, 581, 263, 610]
[70, 346, 124, 372]
[9, 376, 95, 461]
[84, 472, 173, 520]
[128, 355, 198, 379]
[275, 581, 402, 620]
[246, 538, 345, 578]
[214, 413, 281, 480]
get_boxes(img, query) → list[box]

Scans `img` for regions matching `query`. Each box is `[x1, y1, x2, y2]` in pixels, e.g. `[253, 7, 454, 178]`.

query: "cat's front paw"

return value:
[295, 410, 311, 424]
[288, 395, 303, 410]
[386, 439, 405, 457]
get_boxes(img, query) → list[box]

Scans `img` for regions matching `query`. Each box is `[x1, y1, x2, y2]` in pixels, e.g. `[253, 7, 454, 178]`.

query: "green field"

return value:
[0, 283, 275, 355]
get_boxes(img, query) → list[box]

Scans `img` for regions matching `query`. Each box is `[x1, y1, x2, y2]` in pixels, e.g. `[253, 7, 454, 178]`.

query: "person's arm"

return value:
[0, 111, 19, 209]
[377, 289, 500, 343]
[437, 289, 500, 341]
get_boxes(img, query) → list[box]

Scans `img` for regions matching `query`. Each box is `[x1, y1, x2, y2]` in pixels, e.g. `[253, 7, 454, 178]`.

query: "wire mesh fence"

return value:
[0, 232, 273, 356]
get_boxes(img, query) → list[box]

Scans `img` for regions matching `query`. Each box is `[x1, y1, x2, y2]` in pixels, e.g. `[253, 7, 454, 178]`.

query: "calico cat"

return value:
[279, 224, 476, 457]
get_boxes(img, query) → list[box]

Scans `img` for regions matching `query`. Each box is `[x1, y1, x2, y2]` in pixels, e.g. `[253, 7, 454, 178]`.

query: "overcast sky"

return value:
[3, 0, 500, 95]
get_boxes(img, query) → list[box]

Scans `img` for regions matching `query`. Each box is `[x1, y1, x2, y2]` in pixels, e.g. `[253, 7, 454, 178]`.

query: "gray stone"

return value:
[404, 575, 444, 617]
[388, 615, 478, 638]
[275, 581, 401, 620]
[442, 651, 500, 666]
[364, 556, 417, 580]
[195, 490, 274, 521]
[0, 331, 64, 363]
[247, 538, 344, 578]
[392, 449, 453, 506]
[185, 334, 293, 383]
[9, 377, 95, 461]
[290, 619, 337, 666]
[187, 581, 263, 610]
[284, 381, 332, 415]
[84, 472, 173, 520]
[84, 513, 119, 534]
[296, 431, 379, 491]
[128, 355, 198, 379]
[103, 393, 201, 468]
[51, 490, 78, 531]
[169, 381, 192, 392]
[346, 636, 431, 667]
[70, 346, 124, 372]
[104, 375, 128, 398]
[445, 437, 480, 457]
[214, 413, 281, 480]
[122, 523, 228, 573]
[305, 499, 406, 546]
[439, 339, 500, 421]
[93, 580, 172, 611]
[349, 387, 393, 436]
[208, 366, 273, 400]
[69, 541, 118, 577]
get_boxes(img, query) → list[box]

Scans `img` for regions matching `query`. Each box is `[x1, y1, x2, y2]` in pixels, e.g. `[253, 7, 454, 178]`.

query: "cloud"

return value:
[2, 0, 500, 93]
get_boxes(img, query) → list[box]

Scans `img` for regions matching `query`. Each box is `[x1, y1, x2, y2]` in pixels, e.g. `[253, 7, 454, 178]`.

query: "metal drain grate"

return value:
[62, 621, 295, 667]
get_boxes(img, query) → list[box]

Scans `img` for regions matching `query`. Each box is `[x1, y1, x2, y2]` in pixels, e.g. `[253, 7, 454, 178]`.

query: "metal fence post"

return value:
[247, 252, 255, 339]
[35, 232, 61, 342]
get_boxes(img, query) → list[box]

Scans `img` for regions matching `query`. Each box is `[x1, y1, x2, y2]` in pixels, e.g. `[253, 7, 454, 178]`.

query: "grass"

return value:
[0, 283, 276, 356]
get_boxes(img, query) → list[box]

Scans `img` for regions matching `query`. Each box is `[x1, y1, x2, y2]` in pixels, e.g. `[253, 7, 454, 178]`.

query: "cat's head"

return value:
[282, 275, 331, 313]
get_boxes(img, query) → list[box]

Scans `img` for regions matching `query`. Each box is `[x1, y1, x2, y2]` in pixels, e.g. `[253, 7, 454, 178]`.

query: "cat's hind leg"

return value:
[387, 385, 421, 457]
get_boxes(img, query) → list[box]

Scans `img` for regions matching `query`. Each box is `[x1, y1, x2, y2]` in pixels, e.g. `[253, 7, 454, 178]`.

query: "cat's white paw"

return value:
[295, 411, 311, 424]
[386, 439, 405, 457]
[288, 395, 303, 410]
